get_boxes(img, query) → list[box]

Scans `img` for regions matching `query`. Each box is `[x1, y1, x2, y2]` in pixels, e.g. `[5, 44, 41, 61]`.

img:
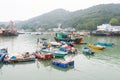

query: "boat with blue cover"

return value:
[82, 47, 95, 55]
[52, 59, 74, 68]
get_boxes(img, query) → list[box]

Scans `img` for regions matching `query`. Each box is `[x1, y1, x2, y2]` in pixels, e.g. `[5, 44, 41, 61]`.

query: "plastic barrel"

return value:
[69, 61, 74, 66]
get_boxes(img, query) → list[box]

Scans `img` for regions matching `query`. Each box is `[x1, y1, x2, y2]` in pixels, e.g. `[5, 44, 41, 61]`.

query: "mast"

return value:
[9, 20, 14, 31]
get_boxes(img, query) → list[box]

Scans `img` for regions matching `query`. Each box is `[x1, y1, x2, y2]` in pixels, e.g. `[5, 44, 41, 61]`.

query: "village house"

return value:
[97, 24, 120, 32]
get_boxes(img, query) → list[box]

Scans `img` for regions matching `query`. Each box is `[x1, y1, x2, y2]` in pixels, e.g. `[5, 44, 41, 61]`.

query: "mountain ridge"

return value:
[1, 3, 120, 31]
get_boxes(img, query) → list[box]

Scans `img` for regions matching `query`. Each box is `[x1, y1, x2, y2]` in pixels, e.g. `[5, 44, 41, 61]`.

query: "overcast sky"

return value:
[0, 0, 120, 21]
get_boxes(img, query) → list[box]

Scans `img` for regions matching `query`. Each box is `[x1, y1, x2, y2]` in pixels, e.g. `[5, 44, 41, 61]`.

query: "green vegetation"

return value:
[1, 4, 120, 31]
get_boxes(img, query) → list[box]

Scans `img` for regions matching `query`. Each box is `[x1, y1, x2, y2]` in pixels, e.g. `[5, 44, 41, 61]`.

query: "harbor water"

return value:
[0, 34, 120, 80]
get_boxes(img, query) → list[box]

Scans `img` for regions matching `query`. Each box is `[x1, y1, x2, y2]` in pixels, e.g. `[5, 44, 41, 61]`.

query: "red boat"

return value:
[0, 21, 18, 36]
[34, 51, 53, 60]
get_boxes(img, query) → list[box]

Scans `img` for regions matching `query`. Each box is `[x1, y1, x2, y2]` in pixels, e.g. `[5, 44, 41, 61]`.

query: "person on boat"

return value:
[0, 54, 1, 57]
[24, 52, 30, 58]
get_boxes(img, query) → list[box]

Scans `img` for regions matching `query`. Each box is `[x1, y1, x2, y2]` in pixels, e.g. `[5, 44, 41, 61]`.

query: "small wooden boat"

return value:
[0, 48, 8, 63]
[52, 59, 74, 68]
[40, 49, 51, 53]
[82, 47, 94, 55]
[3, 52, 35, 64]
[50, 42, 61, 47]
[88, 44, 105, 50]
[94, 42, 114, 47]
[53, 50, 67, 58]
[34, 51, 53, 60]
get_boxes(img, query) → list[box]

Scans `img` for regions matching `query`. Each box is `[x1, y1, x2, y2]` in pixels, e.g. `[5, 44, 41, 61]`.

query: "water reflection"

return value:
[4, 61, 35, 67]
[0, 64, 3, 69]
[36, 60, 51, 69]
[82, 53, 95, 59]
[50, 64, 74, 72]
[88, 36, 120, 45]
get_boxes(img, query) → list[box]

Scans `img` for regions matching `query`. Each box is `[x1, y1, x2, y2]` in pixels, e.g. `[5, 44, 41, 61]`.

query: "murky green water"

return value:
[0, 34, 120, 80]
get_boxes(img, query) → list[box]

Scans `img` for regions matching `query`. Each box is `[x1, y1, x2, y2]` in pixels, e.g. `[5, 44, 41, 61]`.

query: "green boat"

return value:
[53, 50, 67, 58]
[54, 32, 82, 44]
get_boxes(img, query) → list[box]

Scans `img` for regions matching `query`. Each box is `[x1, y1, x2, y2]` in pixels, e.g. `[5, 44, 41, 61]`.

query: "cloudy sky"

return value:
[0, 0, 120, 21]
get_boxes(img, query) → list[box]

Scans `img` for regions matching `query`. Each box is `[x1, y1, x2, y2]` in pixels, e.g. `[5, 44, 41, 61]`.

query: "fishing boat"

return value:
[54, 32, 82, 44]
[3, 52, 35, 64]
[53, 50, 67, 58]
[94, 42, 114, 47]
[0, 21, 18, 36]
[88, 44, 105, 50]
[40, 48, 67, 58]
[82, 47, 94, 55]
[0, 48, 8, 63]
[38, 38, 51, 49]
[59, 46, 77, 54]
[51, 59, 74, 68]
[34, 51, 53, 60]
[38, 38, 67, 58]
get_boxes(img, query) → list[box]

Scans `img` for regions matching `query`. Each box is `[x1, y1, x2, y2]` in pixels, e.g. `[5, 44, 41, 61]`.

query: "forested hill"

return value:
[1, 3, 120, 31]
[68, 3, 120, 30]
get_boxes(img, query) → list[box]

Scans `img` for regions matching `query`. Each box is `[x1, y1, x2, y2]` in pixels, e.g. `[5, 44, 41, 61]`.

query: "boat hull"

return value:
[54, 37, 82, 44]
[94, 42, 113, 47]
[1, 31, 18, 36]
[3, 53, 35, 64]
[82, 47, 95, 55]
[53, 50, 67, 58]
[52, 59, 74, 68]
[88, 45, 105, 50]
[34, 52, 53, 60]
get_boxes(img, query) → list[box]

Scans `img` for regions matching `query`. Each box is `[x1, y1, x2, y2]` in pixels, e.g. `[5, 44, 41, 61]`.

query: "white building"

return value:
[97, 24, 120, 32]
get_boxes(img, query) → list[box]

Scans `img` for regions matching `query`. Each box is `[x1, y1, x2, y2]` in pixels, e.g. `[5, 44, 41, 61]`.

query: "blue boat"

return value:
[52, 59, 74, 68]
[94, 42, 114, 47]
[0, 48, 8, 63]
[82, 47, 95, 55]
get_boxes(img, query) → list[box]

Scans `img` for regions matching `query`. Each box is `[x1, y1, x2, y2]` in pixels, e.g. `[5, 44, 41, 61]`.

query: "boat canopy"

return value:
[56, 32, 69, 39]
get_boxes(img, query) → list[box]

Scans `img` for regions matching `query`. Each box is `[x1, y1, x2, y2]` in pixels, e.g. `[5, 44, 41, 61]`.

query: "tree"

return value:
[109, 18, 119, 25]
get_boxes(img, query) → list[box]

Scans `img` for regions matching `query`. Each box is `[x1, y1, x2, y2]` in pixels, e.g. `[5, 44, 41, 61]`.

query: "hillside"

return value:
[1, 3, 120, 31]
[16, 9, 70, 31]
[69, 3, 120, 30]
